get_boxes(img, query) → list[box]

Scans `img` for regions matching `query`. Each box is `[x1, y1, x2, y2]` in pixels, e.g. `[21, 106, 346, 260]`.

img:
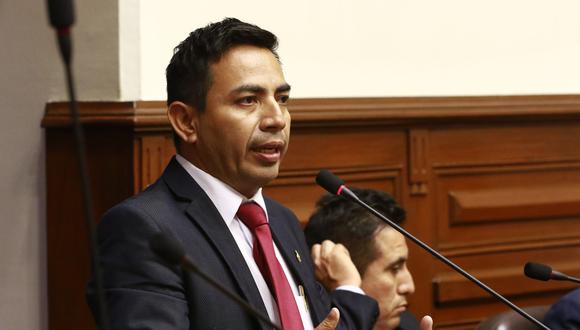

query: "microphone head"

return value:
[524, 262, 552, 281]
[47, 0, 75, 29]
[149, 232, 185, 265]
[316, 169, 344, 195]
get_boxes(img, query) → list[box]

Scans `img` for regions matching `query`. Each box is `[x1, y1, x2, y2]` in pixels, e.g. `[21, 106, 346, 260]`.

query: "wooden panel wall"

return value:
[43, 95, 580, 330]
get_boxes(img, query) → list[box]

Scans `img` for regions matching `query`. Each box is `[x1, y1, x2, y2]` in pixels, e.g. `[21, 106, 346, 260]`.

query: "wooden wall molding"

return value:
[42, 101, 168, 128]
[43, 95, 580, 330]
[43, 94, 580, 128]
[133, 134, 175, 192]
[436, 318, 482, 330]
[265, 166, 403, 223]
[449, 185, 580, 225]
[433, 159, 580, 172]
[433, 160, 580, 260]
[273, 165, 403, 185]
[438, 235, 580, 258]
[288, 95, 580, 125]
[408, 129, 430, 195]
[434, 262, 580, 304]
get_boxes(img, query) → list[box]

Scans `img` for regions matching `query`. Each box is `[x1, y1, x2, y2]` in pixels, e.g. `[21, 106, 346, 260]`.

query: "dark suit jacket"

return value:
[544, 288, 580, 330]
[396, 311, 419, 330]
[88, 157, 378, 329]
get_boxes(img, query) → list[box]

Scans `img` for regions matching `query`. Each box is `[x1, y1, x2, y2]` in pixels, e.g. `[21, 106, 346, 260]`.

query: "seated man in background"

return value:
[305, 188, 424, 330]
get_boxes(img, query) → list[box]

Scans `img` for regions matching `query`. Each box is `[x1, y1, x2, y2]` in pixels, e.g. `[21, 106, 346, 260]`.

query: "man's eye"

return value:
[238, 96, 256, 105]
[278, 95, 290, 105]
[389, 263, 403, 273]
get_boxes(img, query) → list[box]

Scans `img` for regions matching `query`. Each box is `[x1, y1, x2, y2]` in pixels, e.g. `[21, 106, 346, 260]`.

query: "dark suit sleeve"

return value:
[330, 290, 380, 330]
[397, 311, 420, 330]
[544, 288, 580, 330]
[87, 202, 190, 330]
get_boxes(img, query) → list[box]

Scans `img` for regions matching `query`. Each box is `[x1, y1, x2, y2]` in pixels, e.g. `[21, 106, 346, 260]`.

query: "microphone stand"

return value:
[50, 23, 110, 330]
[179, 255, 282, 330]
[327, 178, 549, 330]
[149, 233, 282, 330]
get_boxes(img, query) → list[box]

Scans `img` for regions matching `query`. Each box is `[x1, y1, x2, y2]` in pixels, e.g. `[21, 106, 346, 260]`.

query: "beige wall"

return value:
[139, 0, 580, 99]
[0, 0, 119, 329]
[1, 0, 580, 329]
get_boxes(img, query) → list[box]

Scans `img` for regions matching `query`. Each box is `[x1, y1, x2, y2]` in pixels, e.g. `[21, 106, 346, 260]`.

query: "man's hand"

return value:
[419, 315, 433, 330]
[314, 307, 340, 330]
[311, 240, 361, 291]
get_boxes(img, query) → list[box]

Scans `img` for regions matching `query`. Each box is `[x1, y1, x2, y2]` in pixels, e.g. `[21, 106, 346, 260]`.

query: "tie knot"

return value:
[237, 202, 268, 230]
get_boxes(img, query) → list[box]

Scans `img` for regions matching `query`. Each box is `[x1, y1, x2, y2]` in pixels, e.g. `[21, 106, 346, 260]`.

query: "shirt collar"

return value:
[175, 154, 268, 225]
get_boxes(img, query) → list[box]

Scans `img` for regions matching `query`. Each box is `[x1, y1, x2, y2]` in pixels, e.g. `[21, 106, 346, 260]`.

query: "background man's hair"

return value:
[166, 17, 279, 149]
[304, 188, 406, 276]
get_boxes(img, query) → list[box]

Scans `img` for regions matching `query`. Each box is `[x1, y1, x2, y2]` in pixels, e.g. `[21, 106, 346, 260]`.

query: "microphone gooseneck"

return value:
[316, 170, 550, 330]
[47, 0, 109, 329]
[149, 233, 282, 330]
[150, 232, 186, 265]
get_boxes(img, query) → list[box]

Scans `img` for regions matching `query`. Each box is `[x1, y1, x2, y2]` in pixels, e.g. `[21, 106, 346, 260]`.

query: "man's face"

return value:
[361, 227, 415, 330]
[193, 45, 291, 197]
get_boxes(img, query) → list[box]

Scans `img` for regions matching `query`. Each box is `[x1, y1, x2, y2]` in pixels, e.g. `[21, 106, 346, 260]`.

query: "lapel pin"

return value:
[294, 250, 302, 263]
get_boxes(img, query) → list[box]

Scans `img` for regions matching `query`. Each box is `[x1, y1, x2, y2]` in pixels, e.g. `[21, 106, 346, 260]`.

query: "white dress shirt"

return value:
[176, 155, 314, 329]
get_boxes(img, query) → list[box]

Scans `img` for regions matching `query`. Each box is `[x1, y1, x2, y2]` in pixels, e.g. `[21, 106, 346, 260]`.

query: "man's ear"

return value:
[167, 101, 198, 144]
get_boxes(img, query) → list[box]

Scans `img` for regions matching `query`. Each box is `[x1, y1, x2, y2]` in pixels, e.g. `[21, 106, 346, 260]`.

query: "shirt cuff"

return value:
[335, 285, 365, 295]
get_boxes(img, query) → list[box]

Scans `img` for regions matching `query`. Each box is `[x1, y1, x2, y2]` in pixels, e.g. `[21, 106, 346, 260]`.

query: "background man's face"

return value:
[193, 45, 291, 197]
[361, 227, 415, 330]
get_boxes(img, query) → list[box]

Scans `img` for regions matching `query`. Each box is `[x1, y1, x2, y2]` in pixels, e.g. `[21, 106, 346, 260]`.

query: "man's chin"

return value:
[245, 167, 280, 187]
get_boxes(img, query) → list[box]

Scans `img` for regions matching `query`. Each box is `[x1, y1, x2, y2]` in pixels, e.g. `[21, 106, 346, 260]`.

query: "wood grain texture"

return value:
[44, 95, 580, 329]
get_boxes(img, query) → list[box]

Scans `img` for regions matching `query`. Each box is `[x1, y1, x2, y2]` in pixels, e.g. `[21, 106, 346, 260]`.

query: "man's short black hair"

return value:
[304, 188, 406, 276]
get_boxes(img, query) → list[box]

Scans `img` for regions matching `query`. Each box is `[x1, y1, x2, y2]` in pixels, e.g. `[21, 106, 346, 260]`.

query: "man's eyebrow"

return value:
[276, 83, 291, 93]
[229, 83, 291, 96]
[230, 84, 266, 95]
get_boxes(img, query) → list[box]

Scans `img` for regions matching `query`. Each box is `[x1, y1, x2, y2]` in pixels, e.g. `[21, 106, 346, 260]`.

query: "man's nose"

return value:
[398, 270, 415, 295]
[260, 98, 287, 132]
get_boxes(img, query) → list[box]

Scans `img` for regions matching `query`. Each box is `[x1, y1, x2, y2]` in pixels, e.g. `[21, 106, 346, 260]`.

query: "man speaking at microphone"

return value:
[88, 18, 382, 329]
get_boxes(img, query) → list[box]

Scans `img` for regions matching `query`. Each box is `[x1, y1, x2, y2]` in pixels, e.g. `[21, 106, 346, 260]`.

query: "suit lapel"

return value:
[267, 201, 325, 324]
[269, 214, 307, 287]
[162, 158, 270, 329]
[185, 200, 271, 323]
[267, 203, 310, 293]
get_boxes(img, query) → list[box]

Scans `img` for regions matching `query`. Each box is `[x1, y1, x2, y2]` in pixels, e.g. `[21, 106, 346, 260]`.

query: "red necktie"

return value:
[237, 202, 305, 330]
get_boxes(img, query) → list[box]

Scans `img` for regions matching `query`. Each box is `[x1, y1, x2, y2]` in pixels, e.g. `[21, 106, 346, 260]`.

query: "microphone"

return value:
[149, 233, 282, 330]
[47, 2, 109, 329]
[47, 0, 74, 63]
[525, 262, 580, 284]
[47, 0, 75, 29]
[316, 170, 550, 330]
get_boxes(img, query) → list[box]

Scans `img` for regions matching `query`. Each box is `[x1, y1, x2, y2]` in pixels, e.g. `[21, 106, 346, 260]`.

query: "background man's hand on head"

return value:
[311, 240, 362, 291]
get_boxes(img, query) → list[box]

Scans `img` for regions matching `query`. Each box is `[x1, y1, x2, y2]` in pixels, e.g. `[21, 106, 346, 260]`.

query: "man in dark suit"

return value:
[305, 188, 432, 330]
[544, 288, 580, 330]
[87, 18, 381, 329]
